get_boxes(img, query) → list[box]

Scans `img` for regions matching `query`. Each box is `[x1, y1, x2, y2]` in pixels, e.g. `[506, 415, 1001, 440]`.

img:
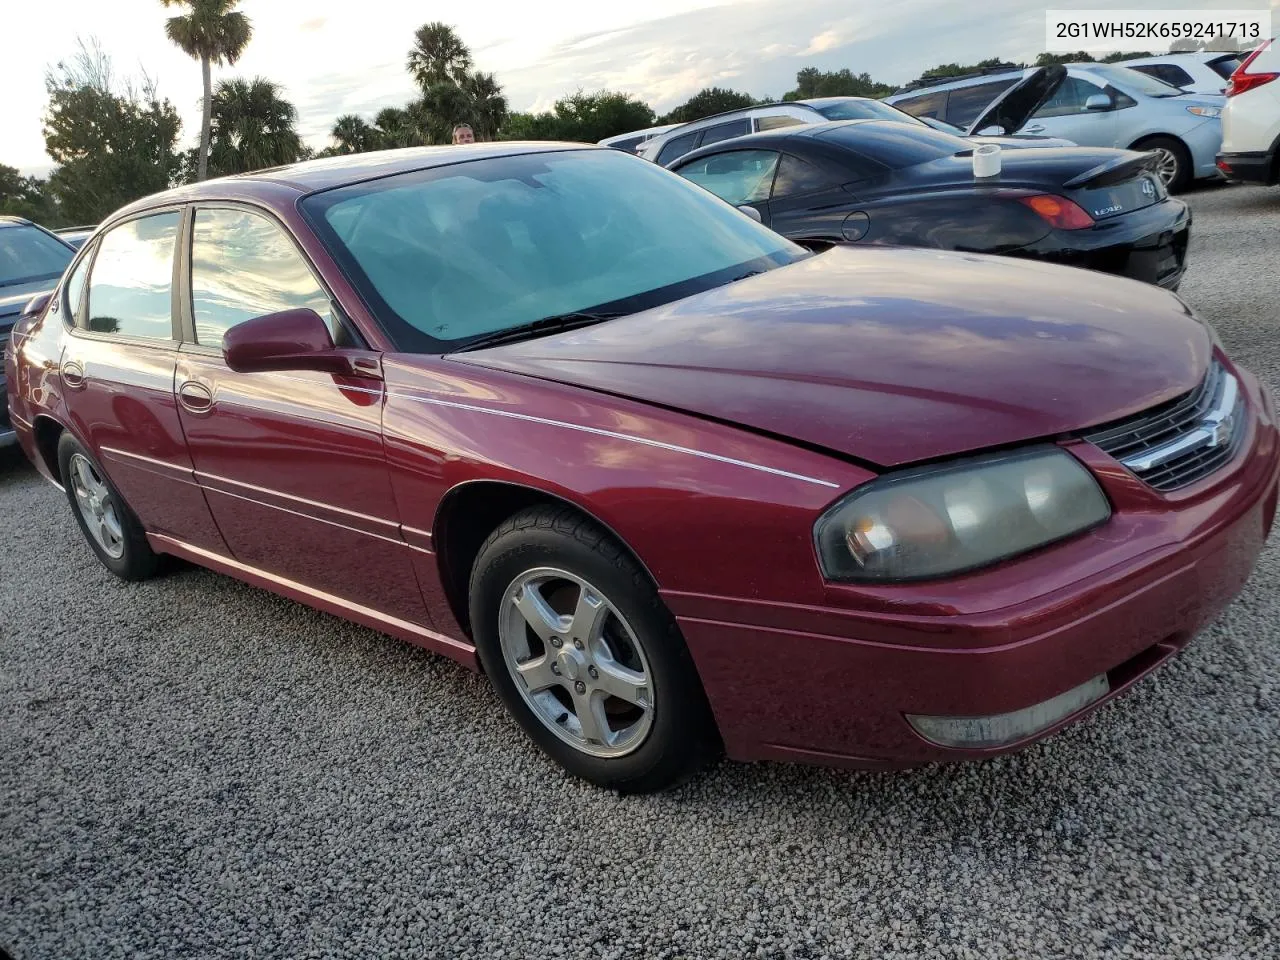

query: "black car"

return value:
[1, 217, 76, 447]
[668, 119, 1191, 290]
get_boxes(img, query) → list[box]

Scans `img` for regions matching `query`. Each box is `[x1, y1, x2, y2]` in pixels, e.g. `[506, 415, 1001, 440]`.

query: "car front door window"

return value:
[190, 207, 340, 346]
[678, 150, 781, 206]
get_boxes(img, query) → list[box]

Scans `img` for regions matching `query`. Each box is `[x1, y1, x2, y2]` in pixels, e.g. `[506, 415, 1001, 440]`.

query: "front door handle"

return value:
[1024, 124, 1046, 133]
[178, 380, 214, 414]
[61, 360, 86, 389]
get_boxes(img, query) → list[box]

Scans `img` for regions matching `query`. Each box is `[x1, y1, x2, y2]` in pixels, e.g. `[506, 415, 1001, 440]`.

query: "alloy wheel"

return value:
[1152, 148, 1180, 187]
[498, 567, 654, 758]
[68, 454, 125, 560]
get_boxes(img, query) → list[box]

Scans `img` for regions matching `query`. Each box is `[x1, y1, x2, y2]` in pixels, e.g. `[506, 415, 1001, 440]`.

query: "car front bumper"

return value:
[1021, 197, 1191, 290]
[669, 368, 1280, 768]
[1216, 151, 1276, 185]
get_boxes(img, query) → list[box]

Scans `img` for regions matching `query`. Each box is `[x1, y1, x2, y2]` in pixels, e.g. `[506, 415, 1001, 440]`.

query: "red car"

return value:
[6, 144, 1278, 792]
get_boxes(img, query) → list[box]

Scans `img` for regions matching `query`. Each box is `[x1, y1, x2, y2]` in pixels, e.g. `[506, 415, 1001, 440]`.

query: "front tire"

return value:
[469, 505, 720, 792]
[58, 433, 159, 581]
[1135, 135, 1191, 193]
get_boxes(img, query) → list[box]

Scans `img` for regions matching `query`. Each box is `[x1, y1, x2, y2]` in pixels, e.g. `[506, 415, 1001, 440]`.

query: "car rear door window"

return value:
[190, 207, 337, 346]
[697, 119, 751, 148]
[771, 155, 842, 197]
[656, 132, 701, 165]
[86, 213, 179, 340]
[891, 90, 946, 120]
[942, 79, 1019, 127]
[677, 150, 781, 205]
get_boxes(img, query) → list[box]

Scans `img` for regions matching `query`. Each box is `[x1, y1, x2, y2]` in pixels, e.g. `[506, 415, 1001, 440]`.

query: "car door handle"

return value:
[178, 380, 214, 414]
[1024, 124, 1046, 133]
[61, 360, 86, 389]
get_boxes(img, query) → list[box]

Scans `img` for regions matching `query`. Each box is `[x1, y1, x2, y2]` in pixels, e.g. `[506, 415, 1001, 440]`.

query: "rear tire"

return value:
[58, 433, 159, 581]
[469, 505, 721, 793]
[1134, 135, 1191, 193]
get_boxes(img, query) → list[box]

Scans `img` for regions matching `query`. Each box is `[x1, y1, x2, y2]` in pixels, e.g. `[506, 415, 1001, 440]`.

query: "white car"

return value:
[636, 105, 818, 165]
[1217, 39, 1280, 186]
[597, 124, 681, 155]
[1121, 51, 1244, 96]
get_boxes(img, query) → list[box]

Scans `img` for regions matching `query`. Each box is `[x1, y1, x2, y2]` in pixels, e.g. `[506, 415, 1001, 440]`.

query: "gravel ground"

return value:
[4, 183, 1280, 960]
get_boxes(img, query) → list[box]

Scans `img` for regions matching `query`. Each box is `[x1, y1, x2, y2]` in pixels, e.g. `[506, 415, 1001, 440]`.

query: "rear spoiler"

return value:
[1063, 151, 1159, 190]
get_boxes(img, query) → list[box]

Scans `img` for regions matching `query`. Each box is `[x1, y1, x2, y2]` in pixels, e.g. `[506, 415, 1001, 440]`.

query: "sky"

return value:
[3, 0, 1276, 176]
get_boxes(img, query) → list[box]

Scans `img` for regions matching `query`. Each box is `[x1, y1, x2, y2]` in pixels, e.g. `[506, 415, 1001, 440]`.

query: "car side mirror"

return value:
[737, 205, 763, 223]
[21, 292, 53, 319]
[223, 308, 347, 375]
[977, 125, 1007, 136]
[1084, 94, 1111, 111]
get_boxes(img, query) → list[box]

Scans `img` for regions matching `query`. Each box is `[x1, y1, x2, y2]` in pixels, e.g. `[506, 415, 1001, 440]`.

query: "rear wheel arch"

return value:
[1127, 133, 1192, 191]
[31, 415, 66, 482]
[432, 480, 657, 639]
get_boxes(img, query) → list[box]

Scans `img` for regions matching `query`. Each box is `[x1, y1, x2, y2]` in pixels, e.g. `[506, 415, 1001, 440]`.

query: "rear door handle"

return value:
[178, 380, 214, 414]
[61, 360, 86, 389]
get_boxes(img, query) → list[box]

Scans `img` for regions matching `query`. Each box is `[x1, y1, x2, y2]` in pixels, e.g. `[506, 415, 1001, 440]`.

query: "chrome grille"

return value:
[1084, 360, 1246, 492]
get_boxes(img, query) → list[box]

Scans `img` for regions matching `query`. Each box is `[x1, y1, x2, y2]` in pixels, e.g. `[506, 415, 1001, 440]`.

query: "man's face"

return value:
[453, 127, 475, 144]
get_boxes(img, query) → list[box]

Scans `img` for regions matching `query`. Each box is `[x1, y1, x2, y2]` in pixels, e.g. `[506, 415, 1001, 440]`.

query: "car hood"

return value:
[452, 246, 1211, 468]
[966, 65, 1066, 137]
[0, 278, 56, 325]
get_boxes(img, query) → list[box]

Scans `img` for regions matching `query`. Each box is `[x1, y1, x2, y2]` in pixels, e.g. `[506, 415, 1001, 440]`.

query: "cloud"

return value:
[804, 30, 844, 55]
[300, 17, 327, 32]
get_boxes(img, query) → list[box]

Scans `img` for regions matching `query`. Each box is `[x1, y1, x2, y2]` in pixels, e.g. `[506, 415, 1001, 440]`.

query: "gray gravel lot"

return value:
[3, 183, 1280, 960]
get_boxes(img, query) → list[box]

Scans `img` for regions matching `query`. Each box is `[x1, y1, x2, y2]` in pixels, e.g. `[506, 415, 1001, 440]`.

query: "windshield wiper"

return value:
[453, 311, 623, 352]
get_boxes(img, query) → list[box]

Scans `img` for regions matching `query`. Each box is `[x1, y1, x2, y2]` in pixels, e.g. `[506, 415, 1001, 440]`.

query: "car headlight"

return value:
[814, 447, 1110, 582]
[1186, 106, 1221, 118]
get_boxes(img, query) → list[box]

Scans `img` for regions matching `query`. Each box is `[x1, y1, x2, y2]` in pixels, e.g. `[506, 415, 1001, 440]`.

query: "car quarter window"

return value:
[678, 150, 781, 205]
[86, 212, 180, 340]
[1132, 64, 1192, 88]
[755, 115, 805, 131]
[190, 207, 338, 346]
[656, 132, 700, 165]
[61, 247, 93, 326]
[771, 154, 842, 197]
[1032, 76, 1107, 118]
[942, 79, 1018, 127]
[697, 119, 751, 148]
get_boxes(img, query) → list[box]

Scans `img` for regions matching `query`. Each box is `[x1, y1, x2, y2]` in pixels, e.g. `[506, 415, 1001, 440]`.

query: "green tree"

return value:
[1035, 51, 1096, 66]
[407, 22, 472, 89]
[43, 42, 183, 223]
[920, 58, 1015, 80]
[161, 0, 253, 182]
[1102, 51, 1156, 62]
[782, 68, 894, 100]
[503, 90, 653, 143]
[205, 77, 302, 177]
[0, 164, 61, 226]
[329, 114, 380, 154]
[661, 87, 756, 123]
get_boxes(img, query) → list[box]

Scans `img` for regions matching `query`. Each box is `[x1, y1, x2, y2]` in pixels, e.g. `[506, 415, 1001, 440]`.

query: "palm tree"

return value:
[207, 77, 301, 175]
[161, 0, 252, 181]
[461, 71, 508, 141]
[407, 22, 472, 90]
[330, 114, 379, 154]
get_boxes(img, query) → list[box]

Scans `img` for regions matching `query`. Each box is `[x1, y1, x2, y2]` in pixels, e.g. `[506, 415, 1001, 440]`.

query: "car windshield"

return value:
[301, 148, 804, 351]
[1087, 63, 1182, 97]
[0, 224, 74, 288]
[812, 99, 927, 126]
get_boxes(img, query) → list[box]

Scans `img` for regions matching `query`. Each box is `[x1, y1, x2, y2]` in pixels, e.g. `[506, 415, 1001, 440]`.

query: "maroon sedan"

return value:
[6, 144, 1278, 792]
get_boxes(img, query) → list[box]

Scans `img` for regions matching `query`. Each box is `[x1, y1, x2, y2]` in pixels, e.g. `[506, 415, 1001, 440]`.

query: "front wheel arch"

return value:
[433, 480, 658, 640]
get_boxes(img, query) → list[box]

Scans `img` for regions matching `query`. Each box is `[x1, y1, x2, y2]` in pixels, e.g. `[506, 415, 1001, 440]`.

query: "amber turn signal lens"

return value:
[1018, 194, 1095, 231]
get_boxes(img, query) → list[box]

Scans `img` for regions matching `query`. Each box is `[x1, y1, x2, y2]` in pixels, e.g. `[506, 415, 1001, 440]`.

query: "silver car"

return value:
[886, 63, 1226, 191]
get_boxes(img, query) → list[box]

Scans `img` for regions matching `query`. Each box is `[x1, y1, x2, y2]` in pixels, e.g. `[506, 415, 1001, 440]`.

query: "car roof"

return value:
[797, 96, 877, 107]
[0, 215, 34, 228]
[109, 142, 596, 220]
[654, 102, 823, 137]
[667, 118, 928, 167]
[1121, 51, 1241, 65]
